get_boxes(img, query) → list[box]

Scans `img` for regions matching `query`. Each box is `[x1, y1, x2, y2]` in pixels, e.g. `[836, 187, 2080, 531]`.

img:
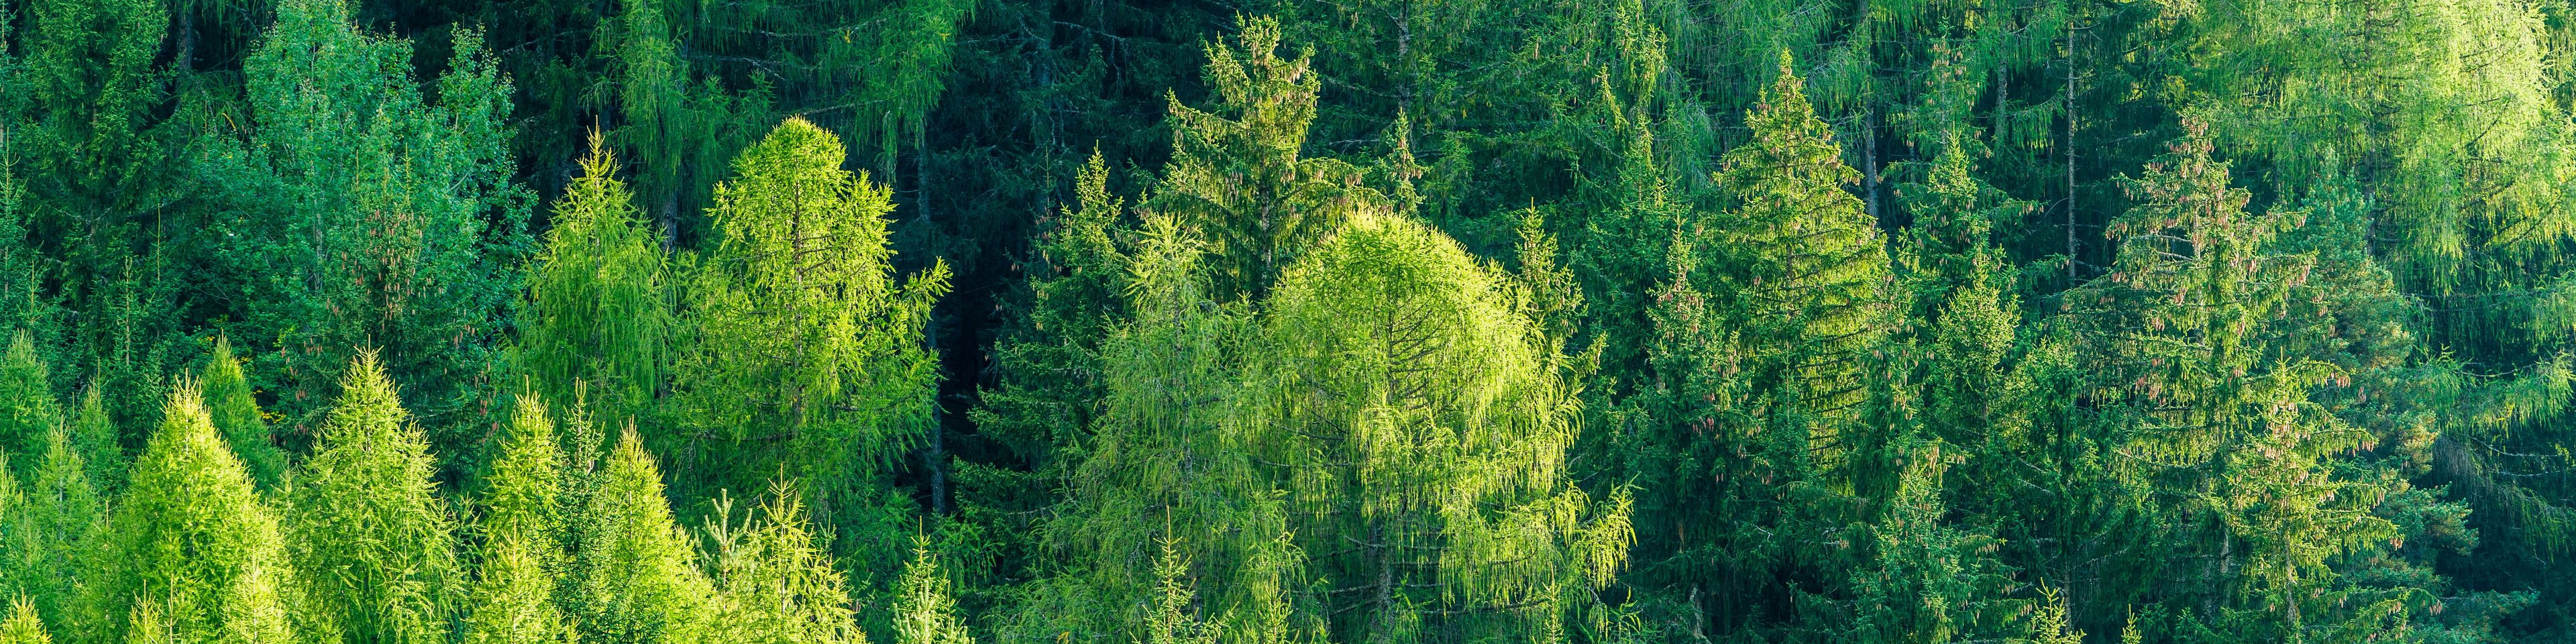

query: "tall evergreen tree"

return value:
[893, 543, 973, 644]
[286, 353, 462, 644]
[708, 489, 866, 644]
[463, 396, 575, 644]
[0, 601, 43, 644]
[9, 430, 97, 628]
[0, 331, 58, 473]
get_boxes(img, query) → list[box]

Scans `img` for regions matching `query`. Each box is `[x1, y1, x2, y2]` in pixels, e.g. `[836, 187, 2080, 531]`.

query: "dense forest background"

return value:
[0, 0, 2572, 642]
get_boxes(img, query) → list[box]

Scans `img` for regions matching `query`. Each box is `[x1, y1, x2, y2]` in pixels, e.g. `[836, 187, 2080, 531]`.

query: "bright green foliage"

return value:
[0, 601, 44, 644]
[286, 354, 463, 644]
[73, 383, 304, 644]
[194, 0, 529, 449]
[708, 490, 865, 644]
[522, 138, 672, 429]
[566, 428, 714, 644]
[1254, 212, 1632, 641]
[672, 117, 949, 506]
[892, 543, 971, 644]
[9, 430, 99, 627]
[0, 331, 58, 474]
[203, 337, 286, 493]
[1151, 16, 1391, 299]
[1016, 214, 1303, 644]
[462, 396, 575, 644]
[462, 533, 576, 644]
[64, 384, 118, 493]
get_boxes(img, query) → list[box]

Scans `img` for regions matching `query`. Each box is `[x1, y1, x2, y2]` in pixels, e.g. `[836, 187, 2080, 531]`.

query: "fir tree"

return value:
[10, 430, 97, 627]
[286, 353, 462, 644]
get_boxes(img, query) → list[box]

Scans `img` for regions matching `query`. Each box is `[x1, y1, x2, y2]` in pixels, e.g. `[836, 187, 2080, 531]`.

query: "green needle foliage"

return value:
[72, 382, 302, 644]
[5, 0, 2576, 641]
[0, 601, 43, 644]
[286, 353, 462, 644]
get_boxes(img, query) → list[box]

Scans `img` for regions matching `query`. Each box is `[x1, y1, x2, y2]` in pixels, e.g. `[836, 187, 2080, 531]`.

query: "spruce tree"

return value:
[463, 533, 577, 644]
[64, 384, 117, 493]
[203, 336, 285, 493]
[73, 382, 304, 643]
[286, 352, 462, 644]
[1707, 53, 1896, 457]
[1151, 16, 1389, 300]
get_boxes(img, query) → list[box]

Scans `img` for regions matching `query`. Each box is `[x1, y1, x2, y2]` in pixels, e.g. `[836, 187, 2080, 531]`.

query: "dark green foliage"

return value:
[3, 0, 2575, 642]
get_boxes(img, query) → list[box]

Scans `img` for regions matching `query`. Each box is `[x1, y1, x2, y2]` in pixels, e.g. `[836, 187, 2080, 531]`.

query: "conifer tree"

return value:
[64, 384, 117, 492]
[0, 331, 59, 473]
[567, 428, 714, 644]
[198, 0, 530, 450]
[203, 336, 285, 493]
[286, 353, 462, 644]
[1151, 16, 1391, 300]
[673, 117, 949, 518]
[10, 430, 97, 627]
[892, 543, 971, 644]
[523, 136, 672, 429]
[709, 490, 865, 644]
[73, 382, 304, 643]
[0, 601, 43, 644]
[462, 533, 577, 644]
[1017, 214, 1304, 644]
[1707, 53, 1896, 454]
[463, 395, 577, 644]
[1254, 212, 1631, 641]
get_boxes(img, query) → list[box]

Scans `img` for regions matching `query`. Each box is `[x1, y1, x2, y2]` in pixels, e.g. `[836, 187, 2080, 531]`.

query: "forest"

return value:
[0, 0, 2571, 641]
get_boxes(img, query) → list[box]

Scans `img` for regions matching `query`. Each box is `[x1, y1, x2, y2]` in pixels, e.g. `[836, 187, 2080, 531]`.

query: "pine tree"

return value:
[1254, 212, 1632, 641]
[709, 489, 865, 644]
[673, 117, 949, 517]
[463, 533, 577, 644]
[203, 336, 285, 493]
[0, 331, 59, 474]
[72, 382, 305, 644]
[522, 136, 671, 430]
[567, 428, 714, 644]
[286, 353, 462, 644]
